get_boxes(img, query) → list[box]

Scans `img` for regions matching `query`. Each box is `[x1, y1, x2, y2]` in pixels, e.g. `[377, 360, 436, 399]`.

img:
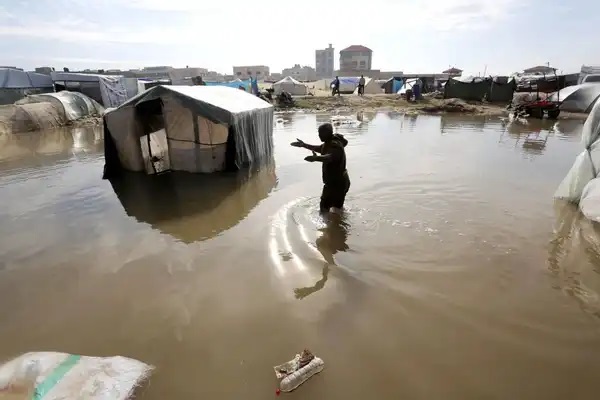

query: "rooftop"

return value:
[443, 67, 463, 74]
[340, 45, 372, 53]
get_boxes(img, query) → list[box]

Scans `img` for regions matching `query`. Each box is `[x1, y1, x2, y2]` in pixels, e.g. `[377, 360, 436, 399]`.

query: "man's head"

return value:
[318, 123, 334, 142]
[335, 76, 338, 79]
[361, 74, 364, 78]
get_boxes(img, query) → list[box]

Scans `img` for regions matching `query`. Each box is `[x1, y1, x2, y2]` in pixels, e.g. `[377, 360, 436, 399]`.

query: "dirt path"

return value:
[280, 94, 588, 119]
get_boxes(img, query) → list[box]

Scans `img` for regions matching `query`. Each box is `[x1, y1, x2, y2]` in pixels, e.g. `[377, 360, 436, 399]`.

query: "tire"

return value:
[547, 109, 560, 119]
[529, 107, 544, 119]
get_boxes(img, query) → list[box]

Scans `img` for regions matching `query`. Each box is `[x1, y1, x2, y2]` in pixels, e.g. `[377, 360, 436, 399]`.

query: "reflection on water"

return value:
[109, 166, 277, 243]
[2, 114, 600, 400]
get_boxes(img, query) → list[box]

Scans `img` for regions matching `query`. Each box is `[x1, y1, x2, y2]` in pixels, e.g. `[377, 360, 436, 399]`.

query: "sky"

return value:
[0, 0, 598, 76]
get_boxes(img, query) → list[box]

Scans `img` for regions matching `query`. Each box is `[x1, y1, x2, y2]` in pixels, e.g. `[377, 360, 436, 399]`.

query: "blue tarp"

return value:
[392, 79, 403, 93]
[205, 79, 252, 91]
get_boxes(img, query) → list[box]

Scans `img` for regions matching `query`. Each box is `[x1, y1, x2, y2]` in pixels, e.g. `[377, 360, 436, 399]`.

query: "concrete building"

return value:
[233, 65, 270, 80]
[281, 64, 316, 82]
[168, 67, 209, 84]
[523, 65, 557, 74]
[442, 67, 463, 77]
[315, 44, 335, 79]
[339, 45, 372, 74]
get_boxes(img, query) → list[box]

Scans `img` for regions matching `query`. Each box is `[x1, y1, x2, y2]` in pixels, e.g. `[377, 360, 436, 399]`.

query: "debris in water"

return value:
[273, 349, 324, 392]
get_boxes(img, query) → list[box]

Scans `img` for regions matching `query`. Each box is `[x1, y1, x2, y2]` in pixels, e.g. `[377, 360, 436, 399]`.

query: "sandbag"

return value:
[0, 352, 152, 400]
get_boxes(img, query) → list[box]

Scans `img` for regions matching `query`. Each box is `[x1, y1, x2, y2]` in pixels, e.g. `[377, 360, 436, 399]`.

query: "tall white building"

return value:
[315, 44, 334, 79]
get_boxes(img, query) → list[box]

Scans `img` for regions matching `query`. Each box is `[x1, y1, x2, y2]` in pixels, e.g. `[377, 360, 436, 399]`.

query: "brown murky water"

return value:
[1, 114, 600, 399]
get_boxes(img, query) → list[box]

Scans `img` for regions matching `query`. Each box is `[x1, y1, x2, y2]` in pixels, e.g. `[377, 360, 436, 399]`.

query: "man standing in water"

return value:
[291, 123, 350, 214]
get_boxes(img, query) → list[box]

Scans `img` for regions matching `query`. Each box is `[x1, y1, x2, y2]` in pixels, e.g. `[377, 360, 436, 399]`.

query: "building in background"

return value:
[233, 65, 270, 80]
[281, 64, 316, 81]
[523, 65, 557, 75]
[315, 44, 335, 79]
[442, 67, 463, 77]
[339, 45, 372, 75]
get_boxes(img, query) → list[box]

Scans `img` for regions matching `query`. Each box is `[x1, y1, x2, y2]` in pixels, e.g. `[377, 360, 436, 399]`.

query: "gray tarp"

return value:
[549, 84, 600, 113]
[0, 68, 53, 89]
[16, 91, 103, 121]
[444, 77, 516, 102]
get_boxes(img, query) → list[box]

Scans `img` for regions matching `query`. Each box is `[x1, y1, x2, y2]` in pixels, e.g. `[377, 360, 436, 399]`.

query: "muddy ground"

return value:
[278, 94, 588, 120]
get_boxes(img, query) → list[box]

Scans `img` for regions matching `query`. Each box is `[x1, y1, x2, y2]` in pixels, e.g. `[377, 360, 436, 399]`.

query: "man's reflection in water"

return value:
[294, 213, 350, 299]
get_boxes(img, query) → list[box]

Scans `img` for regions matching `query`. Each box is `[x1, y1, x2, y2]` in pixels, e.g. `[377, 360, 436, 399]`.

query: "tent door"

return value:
[136, 98, 171, 175]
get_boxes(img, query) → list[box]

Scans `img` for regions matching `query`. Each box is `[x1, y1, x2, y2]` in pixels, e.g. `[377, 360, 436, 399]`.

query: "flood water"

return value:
[1, 114, 600, 399]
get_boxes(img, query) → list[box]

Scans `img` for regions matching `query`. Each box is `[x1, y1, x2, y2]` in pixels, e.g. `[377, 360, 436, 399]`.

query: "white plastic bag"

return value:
[0, 352, 152, 400]
[580, 178, 600, 222]
[554, 150, 596, 201]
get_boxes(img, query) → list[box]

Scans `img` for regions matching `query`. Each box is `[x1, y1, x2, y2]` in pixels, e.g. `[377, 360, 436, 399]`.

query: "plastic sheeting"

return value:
[0, 68, 53, 89]
[17, 91, 103, 121]
[352, 78, 381, 95]
[444, 77, 515, 102]
[549, 84, 600, 113]
[555, 100, 600, 221]
[273, 76, 308, 95]
[205, 79, 252, 91]
[50, 72, 137, 108]
[0, 351, 152, 399]
[103, 85, 273, 176]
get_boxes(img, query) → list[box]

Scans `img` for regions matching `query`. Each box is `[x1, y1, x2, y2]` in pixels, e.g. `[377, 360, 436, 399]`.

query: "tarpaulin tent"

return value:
[51, 71, 138, 108]
[549, 84, 600, 113]
[273, 76, 308, 95]
[397, 78, 419, 95]
[336, 77, 362, 94]
[555, 100, 600, 221]
[0, 68, 54, 105]
[205, 79, 252, 91]
[353, 77, 382, 95]
[16, 91, 103, 121]
[444, 76, 515, 102]
[102, 85, 273, 179]
[382, 77, 403, 94]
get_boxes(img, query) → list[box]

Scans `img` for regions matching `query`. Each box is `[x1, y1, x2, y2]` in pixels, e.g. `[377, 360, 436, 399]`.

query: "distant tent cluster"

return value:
[0, 68, 54, 105]
[444, 76, 516, 103]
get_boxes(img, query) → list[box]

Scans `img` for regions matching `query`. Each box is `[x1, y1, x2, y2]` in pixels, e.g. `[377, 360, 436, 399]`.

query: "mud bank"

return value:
[280, 94, 588, 119]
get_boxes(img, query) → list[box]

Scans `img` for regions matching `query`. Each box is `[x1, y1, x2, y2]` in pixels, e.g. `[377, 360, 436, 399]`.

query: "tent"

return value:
[444, 76, 515, 102]
[549, 84, 600, 113]
[102, 85, 273, 178]
[16, 91, 103, 121]
[352, 77, 382, 95]
[397, 78, 419, 95]
[51, 72, 138, 108]
[109, 166, 276, 243]
[204, 79, 252, 91]
[273, 76, 308, 95]
[383, 77, 404, 94]
[0, 68, 54, 105]
[555, 100, 600, 221]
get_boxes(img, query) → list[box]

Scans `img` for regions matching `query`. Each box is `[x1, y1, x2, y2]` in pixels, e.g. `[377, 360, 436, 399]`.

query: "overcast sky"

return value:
[0, 0, 598, 76]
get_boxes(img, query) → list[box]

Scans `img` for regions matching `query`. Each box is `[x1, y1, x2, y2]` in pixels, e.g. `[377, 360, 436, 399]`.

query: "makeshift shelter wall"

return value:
[162, 93, 229, 173]
[0, 88, 53, 105]
[383, 78, 403, 94]
[105, 106, 145, 172]
[444, 79, 514, 102]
